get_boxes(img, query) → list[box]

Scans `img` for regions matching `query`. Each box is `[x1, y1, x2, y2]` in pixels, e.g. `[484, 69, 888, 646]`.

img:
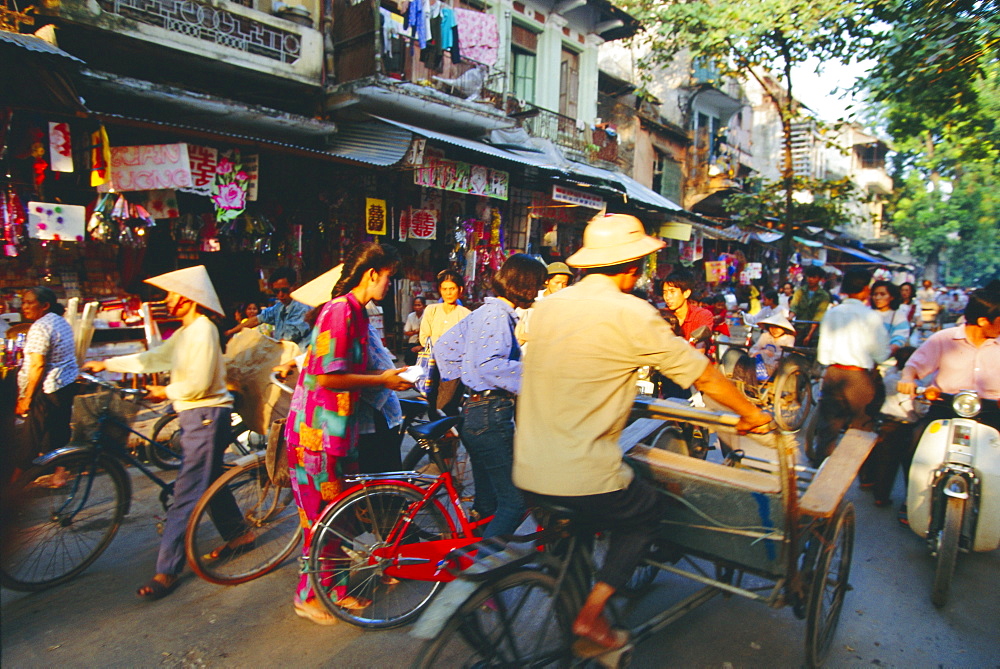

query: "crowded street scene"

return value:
[2, 0, 999, 666]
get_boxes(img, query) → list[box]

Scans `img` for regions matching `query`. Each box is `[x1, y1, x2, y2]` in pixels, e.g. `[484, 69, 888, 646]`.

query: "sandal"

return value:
[203, 537, 257, 562]
[897, 504, 909, 527]
[334, 595, 372, 610]
[294, 600, 339, 626]
[572, 629, 630, 658]
[136, 575, 179, 601]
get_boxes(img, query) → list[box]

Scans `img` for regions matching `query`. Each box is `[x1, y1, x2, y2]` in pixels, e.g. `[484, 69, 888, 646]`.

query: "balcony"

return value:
[855, 167, 893, 195]
[37, 0, 323, 87]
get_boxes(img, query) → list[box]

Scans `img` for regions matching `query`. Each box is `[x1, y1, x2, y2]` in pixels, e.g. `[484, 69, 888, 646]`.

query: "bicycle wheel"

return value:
[413, 569, 575, 668]
[805, 502, 855, 668]
[149, 412, 183, 470]
[0, 452, 128, 591]
[772, 356, 813, 431]
[309, 483, 452, 629]
[185, 457, 301, 585]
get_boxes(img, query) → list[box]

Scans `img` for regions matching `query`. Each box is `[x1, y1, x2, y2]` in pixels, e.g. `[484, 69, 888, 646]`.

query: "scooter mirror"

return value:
[689, 325, 713, 345]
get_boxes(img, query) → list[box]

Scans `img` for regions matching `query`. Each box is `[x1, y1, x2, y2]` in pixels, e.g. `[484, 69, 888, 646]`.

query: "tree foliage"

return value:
[725, 176, 865, 231]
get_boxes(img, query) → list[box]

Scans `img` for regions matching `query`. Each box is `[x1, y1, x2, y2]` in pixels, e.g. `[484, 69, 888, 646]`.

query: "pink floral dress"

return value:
[284, 292, 368, 603]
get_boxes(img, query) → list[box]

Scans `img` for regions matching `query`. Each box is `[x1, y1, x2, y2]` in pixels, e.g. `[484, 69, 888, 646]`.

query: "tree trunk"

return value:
[778, 44, 796, 285]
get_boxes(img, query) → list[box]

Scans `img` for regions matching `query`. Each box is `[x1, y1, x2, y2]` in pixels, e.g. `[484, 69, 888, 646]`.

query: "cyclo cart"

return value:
[409, 397, 878, 668]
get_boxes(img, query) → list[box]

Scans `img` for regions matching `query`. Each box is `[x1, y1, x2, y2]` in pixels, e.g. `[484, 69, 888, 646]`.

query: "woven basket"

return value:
[70, 388, 140, 448]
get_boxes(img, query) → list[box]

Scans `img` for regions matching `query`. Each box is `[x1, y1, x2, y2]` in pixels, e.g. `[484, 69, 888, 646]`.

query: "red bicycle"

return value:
[304, 415, 491, 628]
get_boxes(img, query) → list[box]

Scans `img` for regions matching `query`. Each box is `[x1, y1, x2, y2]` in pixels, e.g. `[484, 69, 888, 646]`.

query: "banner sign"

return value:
[551, 184, 604, 209]
[415, 158, 508, 201]
[27, 202, 86, 241]
[186, 145, 218, 195]
[98, 143, 192, 192]
[365, 198, 387, 235]
[408, 208, 438, 240]
[49, 122, 73, 173]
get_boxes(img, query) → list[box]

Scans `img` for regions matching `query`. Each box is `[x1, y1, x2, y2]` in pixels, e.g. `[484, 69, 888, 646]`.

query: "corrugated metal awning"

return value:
[0, 31, 84, 63]
[325, 121, 412, 167]
[373, 116, 543, 168]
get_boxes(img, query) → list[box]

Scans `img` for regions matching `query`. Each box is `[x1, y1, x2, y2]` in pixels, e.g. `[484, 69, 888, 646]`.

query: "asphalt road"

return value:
[3, 433, 999, 668]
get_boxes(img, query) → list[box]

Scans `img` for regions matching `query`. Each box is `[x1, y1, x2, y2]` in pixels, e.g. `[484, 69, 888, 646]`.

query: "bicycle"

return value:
[147, 409, 259, 470]
[1, 373, 179, 591]
[303, 413, 492, 629]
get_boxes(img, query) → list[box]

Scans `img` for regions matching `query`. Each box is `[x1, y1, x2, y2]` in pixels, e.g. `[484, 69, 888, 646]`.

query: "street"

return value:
[3, 435, 999, 668]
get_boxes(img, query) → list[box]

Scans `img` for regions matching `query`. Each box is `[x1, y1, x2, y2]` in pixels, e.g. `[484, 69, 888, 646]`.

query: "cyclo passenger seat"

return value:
[408, 416, 460, 441]
[398, 397, 427, 420]
[526, 497, 587, 536]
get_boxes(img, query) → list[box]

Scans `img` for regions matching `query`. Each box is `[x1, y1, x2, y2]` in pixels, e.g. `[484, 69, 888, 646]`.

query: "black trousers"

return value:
[524, 475, 666, 591]
[19, 383, 76, 467]
[815, 366, 884, 462]
[357, 410, 403, 474]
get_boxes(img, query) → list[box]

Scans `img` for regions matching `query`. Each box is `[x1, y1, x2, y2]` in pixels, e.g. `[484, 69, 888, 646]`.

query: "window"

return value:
[694, 111, 722, 161]
[653, 149, 683, 203]
[559, 47, 579, 119]
[511, 25, 538, 103]
[856, 143, 887, 169]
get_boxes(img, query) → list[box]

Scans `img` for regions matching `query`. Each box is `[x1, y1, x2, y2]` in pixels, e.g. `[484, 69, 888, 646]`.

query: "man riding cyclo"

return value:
[513, 213, 772, 657]
[789, 265, 831, 346]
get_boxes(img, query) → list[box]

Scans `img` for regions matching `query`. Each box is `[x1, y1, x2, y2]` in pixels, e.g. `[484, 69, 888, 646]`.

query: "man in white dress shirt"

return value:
[814, 268, 890, 463]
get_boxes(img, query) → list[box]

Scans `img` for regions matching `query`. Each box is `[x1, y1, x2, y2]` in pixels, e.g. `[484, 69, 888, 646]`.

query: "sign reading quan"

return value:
[414, 158, 509, 201]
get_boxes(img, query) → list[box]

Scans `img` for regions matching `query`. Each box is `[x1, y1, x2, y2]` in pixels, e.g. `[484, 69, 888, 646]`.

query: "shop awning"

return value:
[826, 243, 886, 264]
[793, 235, 824, 248]
[373, 116, 544, 168]
[0, 30, 84, 63]
[324, 121, 413, 167]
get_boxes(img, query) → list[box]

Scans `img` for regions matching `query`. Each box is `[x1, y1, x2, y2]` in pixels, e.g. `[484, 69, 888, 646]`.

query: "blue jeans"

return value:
[459, 395, 524, 538]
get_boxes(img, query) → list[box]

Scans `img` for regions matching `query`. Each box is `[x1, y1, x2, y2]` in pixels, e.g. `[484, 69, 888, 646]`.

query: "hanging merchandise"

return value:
[87, 193, 115, 242]
[705, 260, 727, 283]
[27, 201, 86, 241]
[1, 186, 26, 257]
[137, 189, 180, 220]
[211, 149, 249, 222]
[110, 194, 154, 247]
[28, 127, 48, 188]
[185, 145, 218, 197]
[408, 207, 437, 240]
[48, 122, 73, 173]
[200, 218, 220, 252]
[218, 212, 274, 253]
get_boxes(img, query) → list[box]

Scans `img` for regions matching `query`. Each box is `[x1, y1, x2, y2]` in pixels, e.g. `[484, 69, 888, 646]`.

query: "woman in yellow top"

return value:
[418, 269, 470, 416]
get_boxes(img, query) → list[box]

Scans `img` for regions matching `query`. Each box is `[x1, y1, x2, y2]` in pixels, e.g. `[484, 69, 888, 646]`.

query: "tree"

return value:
[621, 0, 877, 281]
[861, 1, 1000, 283]
[725, 175, 866, 232]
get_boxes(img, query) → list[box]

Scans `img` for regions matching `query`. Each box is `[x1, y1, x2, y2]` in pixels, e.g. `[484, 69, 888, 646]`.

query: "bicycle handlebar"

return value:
[269, 372, 295, 395]
[634, 396, 741, 428]
[78, 371, 147, 399]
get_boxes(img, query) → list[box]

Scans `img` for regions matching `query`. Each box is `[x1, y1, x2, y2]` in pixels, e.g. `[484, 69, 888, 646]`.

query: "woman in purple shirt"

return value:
[435, 255, 547, 537]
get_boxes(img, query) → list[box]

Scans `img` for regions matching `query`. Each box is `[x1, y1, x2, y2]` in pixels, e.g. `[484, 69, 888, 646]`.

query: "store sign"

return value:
[98, 143, 193, 192]
[365, 198, 387, 235]
[414, 158, 509, 201]
[187, 145, 218, 195]
[659, 221, 691, 241]
[705, 260, 727, 283]
[551, 185, 604, 210]
[408, 208, 437, 240]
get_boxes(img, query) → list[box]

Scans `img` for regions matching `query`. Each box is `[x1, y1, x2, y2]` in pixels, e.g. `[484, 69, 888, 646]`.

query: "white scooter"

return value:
[907, 389, 1000, 607]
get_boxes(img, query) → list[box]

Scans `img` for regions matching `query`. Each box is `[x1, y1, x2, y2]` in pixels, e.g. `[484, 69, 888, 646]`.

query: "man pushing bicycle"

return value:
[513, 213, 772, 656]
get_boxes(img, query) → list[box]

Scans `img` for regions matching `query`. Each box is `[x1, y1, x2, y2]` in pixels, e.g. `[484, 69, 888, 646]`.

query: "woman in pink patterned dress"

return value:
[284, 243, 412, 625]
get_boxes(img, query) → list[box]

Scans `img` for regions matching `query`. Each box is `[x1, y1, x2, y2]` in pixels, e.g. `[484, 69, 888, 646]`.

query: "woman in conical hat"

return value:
[83, 265, 248, 600]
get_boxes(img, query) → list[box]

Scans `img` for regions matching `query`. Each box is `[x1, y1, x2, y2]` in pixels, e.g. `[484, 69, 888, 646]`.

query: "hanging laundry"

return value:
[454, 8, 498, 67]
[440, 5, 461, 63]
[406, 0, 429, 48]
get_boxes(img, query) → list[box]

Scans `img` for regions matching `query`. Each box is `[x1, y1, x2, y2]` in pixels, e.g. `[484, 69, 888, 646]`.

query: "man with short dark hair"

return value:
[514, 213, 772, 655]
[660, 269, 715, 342]
[814, 268, 890, 463]
[790, 266, 831, 345]
[229, 267, 311, 346]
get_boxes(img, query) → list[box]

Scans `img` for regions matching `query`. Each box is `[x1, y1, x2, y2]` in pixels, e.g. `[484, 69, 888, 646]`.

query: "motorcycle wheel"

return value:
[931, 491, 965, 608]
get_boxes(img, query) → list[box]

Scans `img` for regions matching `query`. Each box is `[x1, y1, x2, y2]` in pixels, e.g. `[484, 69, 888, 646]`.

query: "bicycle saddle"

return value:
[408, 416, 460, 441]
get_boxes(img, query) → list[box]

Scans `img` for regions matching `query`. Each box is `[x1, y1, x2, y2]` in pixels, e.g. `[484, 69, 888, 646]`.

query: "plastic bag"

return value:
[414, 337, 438, 396]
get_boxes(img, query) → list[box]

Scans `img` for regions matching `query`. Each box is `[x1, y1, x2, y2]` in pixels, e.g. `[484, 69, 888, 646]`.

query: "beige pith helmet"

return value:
[757, 312, 796, 336]
[566, 213, 666, 268]
[291, 264, 344, 308]
[145, 265, 224, 316]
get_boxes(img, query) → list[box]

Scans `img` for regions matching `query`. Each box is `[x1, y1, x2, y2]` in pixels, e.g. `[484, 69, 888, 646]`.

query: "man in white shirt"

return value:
[83, 266, 246, 601]
[814, 268, 890, 463]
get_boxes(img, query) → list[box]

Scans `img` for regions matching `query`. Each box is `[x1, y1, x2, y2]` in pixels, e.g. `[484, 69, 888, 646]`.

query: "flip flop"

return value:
[136, 577, 179, 601]
[572, 629, 631, 659]
[202, 538, 257, 562]
[334, 595, 372, 611]
[294, 600, 339, 626]
[897, 505, 909, 527]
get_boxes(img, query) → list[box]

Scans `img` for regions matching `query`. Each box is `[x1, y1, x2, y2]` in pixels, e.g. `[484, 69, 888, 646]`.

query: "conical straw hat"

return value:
[291, 264, 344, 308]
[757, 312, 796, 335]
[145, 265, 224, 316]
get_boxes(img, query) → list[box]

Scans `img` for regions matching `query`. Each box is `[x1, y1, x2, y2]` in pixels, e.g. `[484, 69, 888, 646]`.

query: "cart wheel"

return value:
[772, 355, 813, 431]
[805, 503, 855, 668]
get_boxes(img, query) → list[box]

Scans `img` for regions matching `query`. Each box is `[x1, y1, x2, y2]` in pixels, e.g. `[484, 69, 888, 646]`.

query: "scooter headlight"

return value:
[952, 391, 981, 418]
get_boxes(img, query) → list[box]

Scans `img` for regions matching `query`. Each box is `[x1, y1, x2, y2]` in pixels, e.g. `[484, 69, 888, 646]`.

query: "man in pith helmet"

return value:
[83, 265, 248, 600]
[514, 213, 772, 656]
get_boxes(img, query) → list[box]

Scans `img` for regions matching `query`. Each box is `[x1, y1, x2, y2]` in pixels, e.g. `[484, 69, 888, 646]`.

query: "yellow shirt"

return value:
[418, 302, 471, 346]
[514, 274, 708, 496]
[103, 314, 233, 412]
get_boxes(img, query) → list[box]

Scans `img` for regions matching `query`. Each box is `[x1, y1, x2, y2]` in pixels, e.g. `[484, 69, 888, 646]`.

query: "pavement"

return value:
[3, 414, 999, 668]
